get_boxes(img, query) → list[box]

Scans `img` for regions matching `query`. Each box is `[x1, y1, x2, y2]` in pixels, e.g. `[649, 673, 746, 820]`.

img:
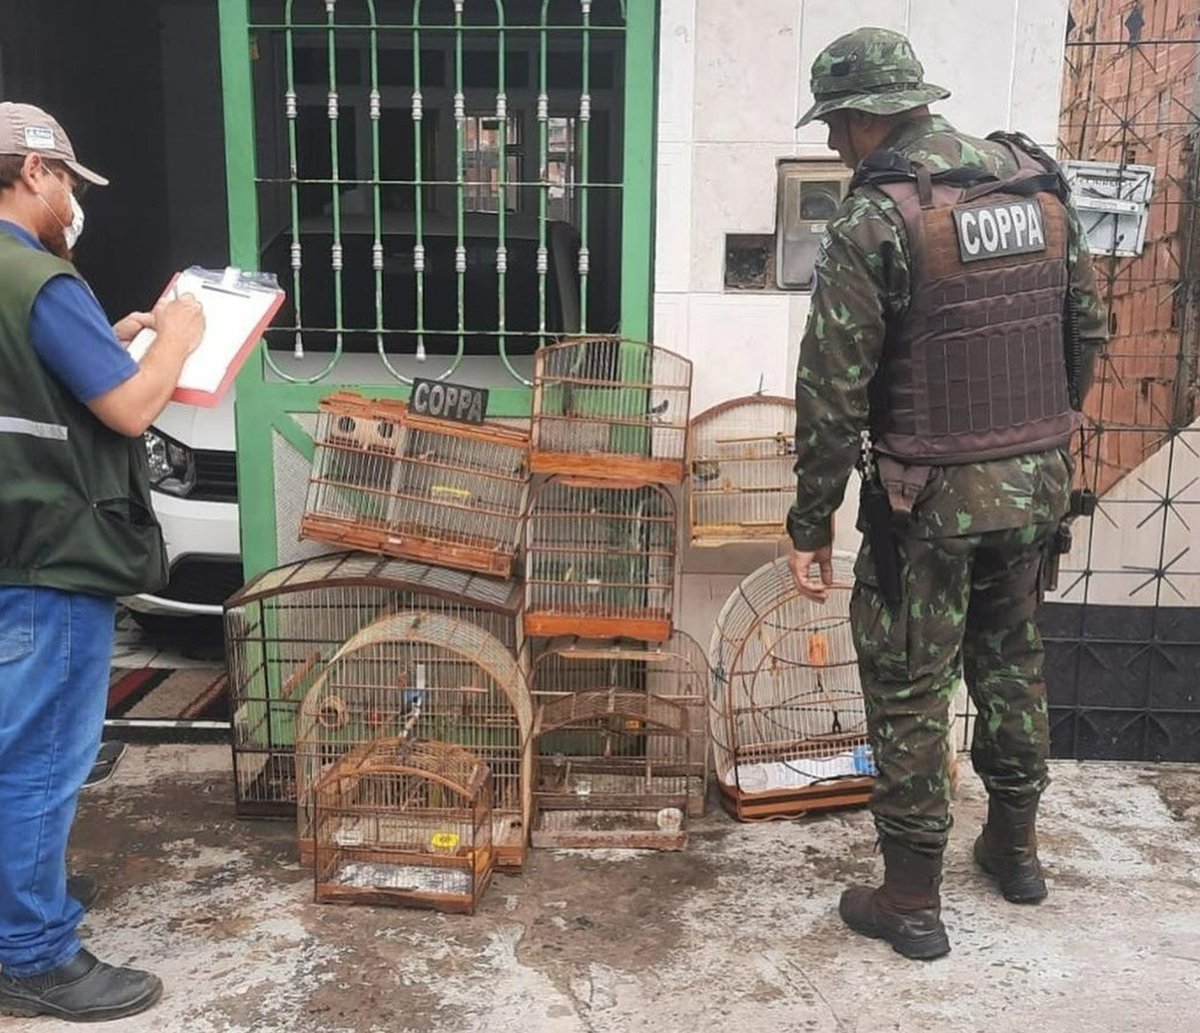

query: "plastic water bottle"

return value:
[853, 744, 878, 776]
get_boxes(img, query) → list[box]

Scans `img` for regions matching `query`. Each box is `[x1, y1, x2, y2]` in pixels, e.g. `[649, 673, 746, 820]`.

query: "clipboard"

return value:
[128, 266, 286, 407]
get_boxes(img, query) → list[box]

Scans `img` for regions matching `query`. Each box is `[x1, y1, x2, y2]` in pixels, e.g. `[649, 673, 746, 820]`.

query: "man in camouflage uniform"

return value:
[785, 27, 1106, 959]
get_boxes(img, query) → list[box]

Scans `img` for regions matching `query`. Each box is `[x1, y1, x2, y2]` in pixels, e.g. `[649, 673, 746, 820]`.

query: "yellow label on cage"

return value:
[430, 831, 460, 852]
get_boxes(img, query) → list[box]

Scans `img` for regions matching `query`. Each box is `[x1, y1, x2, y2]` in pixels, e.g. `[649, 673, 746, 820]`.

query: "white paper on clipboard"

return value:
[128, 265, 286, 407]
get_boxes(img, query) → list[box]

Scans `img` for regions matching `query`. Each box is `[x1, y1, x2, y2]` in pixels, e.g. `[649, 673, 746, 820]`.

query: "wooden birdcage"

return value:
[224, 553, 522, 820]
[530, 337, 692, 484]
[300, 391, 530, 577]
[688, 395, 796, 545]
[314, 738, 493, 915]
[529, 635, 709, 849]
[524, 478, 677, 643]
[708, 553, 874, 821]
[295, 610, 533, 869]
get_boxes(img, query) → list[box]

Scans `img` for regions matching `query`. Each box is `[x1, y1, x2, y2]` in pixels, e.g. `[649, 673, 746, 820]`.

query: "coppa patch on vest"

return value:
[953, 199, 1046, 263]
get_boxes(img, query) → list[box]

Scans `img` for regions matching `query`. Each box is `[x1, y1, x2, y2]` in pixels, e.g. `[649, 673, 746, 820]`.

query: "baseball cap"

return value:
[0, 101, 109, 186]
[796, 27, 950, 127]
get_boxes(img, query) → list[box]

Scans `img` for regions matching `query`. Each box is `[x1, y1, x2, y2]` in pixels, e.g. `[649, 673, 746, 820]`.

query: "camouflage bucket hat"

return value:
[796, 27, 950, 127]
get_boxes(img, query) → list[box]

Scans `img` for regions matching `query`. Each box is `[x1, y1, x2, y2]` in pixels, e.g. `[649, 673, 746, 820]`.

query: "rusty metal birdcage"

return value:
[225, 553, 522, 819]
[709, 553, 873, 821]
[531, 337, 693, 483]
[529, 635, 709, 850]
[688, 396, 796, 545]
[295, 610, 532, 869]
[301, 391, 531, 577]
[314, 737, 493, 915]
[524, 477, 677, 642]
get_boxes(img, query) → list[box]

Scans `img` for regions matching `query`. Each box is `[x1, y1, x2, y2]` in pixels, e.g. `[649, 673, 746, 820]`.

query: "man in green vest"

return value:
[0, 101, 205, 1021]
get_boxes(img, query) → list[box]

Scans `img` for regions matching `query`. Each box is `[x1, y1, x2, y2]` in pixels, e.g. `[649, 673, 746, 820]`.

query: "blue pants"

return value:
[0, 586, 114, 977]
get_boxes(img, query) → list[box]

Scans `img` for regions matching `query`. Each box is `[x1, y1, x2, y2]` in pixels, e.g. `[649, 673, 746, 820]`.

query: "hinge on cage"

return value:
[331, 244, 343, 272]
[454, 92, 465, 122]
[285, 91, 297, 120]
[327, 91, 339, 120]
[537, 93, 549, 122]
[580, 94, 591, 122]
[496, 92, 508, 121]
[413, 244, 425, 273]
[578, 247, 590, 276]
[369, 90, 380, 120]
[372, 243, 383, 271]
[496, 246, 508, 274]
[412, 91, 424, 121]
[537, 246, 548, 275]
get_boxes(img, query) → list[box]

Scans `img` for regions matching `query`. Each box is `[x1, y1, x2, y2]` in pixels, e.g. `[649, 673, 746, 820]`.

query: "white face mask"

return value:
[38, 173, 85, 250]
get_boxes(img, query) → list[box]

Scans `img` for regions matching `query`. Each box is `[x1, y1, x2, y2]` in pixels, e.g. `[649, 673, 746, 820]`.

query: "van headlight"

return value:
[144, 428, 196, 497]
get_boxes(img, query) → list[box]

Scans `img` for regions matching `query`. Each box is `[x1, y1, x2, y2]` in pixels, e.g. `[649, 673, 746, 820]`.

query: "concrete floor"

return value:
[12, 747, 1199, 1033]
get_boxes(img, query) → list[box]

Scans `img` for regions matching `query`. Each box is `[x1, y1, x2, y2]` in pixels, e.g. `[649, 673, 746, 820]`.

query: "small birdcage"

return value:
[524, 477, 677, 643]
[314, 738, 493, 915]
[300, 391, 530, 577]
[709, 553, 874, 821]
[529, 635, 709, 849]
[531, 337, 693, 484]
[224, 553, 522, 819]
[688, 395, 796, 545]
[295, 610, 533, 869]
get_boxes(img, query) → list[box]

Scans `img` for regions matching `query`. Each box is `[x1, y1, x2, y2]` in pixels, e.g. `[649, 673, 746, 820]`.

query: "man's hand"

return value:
[111, 311, 155, 346]
[788, 543, 835, 603]
[153, 294, 206, 355]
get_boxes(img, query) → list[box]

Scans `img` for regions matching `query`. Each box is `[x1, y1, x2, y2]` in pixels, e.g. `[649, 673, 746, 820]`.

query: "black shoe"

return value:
[974, 795, 1048, 904]
[83, 741, 127, 790]
[0, 948, 162, 1022]
[67, 874, 99, 910]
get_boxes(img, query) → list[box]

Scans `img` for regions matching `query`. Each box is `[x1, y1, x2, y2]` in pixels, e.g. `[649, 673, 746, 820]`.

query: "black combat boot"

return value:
[973, 795, 1047, 904]
[839, 839, 951, 960]
[0, 949, 162, 1022]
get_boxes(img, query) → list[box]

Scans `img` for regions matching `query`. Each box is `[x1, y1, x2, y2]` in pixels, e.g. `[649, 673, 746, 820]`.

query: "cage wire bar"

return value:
[688, 395, 796, 545]
[314, 737, 494, 914]
[709, 554, 874, 822]
[224, 553, 522, 817]
[293, 609, 532, 868]
[1041, 3, 1200, 761]
[217, 0, 656, 580]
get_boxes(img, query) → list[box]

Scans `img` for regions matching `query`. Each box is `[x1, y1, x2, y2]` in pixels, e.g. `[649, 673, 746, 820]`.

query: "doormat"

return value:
[107, 666, 229, 722]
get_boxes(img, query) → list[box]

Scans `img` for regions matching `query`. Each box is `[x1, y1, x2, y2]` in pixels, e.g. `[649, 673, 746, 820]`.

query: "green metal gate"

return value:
[217, 0, 657, 579]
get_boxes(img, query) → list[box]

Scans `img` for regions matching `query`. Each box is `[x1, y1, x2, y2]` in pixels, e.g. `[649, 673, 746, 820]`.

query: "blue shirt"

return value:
[0, 221, 138, 403]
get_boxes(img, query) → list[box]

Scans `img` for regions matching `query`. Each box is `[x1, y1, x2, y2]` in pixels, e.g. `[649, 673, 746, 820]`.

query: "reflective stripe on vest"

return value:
[0, 415, 69, 441]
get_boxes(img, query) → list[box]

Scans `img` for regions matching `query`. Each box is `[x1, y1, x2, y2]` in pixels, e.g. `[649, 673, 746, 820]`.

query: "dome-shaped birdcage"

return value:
[687, 395, 796, 546]
[224, 552, 522, 819]
[531, 336, 693, 484]
[708, 553, 874, 821]
[295, 610, 533, 869]
[313, 737, 494, 915]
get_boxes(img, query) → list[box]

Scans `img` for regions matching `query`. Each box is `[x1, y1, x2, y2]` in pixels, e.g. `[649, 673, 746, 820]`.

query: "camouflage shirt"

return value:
[788, 114, 1107, 550]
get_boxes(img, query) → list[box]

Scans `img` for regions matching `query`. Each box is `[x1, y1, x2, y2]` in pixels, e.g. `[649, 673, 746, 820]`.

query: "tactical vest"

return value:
[0, 229, 168, 597]
[859, 135, 1079, 465]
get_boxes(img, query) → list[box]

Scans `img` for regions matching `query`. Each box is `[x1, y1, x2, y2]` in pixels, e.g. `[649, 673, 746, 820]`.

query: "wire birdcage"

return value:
[313, 738, 493, 915]
[224, 553, 522, 820]
[688, 395, 796, 545]
[294, 610, 533, 869]
[531, 337, 693, 484]
[529, 635, 709, 849]
[524, 477, 677, 642]
[708, 553, 874, 821]
[300, 391, 531, 577]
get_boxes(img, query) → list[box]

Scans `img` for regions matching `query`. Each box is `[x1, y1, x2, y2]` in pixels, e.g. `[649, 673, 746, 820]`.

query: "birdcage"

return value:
[224, 553, 522, 819]
[530, 337, 693, 484]
[295, 610, 533, 869]
[524, 478, 677, 642]
[688, 395, 796, 545]
[709, 553, 874, 821]
[300, 391, 531, 577]
[313, 738, 493, 915]
[529, 635, 709, 849]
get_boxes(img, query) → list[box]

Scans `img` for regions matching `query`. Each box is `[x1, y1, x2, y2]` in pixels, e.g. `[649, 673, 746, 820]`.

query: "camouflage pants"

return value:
[849, 523, 1056, 854]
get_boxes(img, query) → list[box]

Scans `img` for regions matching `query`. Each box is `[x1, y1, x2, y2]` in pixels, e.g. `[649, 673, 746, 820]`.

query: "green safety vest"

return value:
[0, 230, 168, 597]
